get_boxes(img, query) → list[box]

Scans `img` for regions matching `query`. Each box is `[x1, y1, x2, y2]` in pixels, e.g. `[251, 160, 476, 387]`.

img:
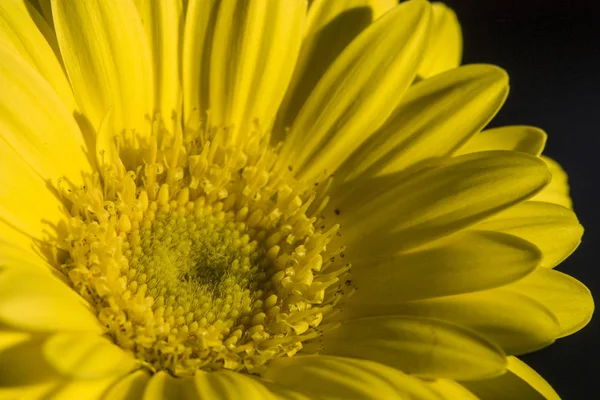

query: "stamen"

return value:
[60, 117, 350, 375]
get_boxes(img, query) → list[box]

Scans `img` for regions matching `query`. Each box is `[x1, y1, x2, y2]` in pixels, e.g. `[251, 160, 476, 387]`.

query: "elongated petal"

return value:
[263, 355, 442, 400]
[455, 125, 547, 156]
[0, 238, 52, 272]
[143, 371, 199, 400]
[0, 331, 31, 352]
[505, 267, 594, 338]
[0, 333, 102, 398]
[336, 151, 550, 254]
[0, 335, 58, 386]
[476, 201, 583, 268]
[0, 333, 124, 400]
[256, 381, 311, 400]
[181, 0, 217, 122]
[530, 156, 573, 208]
[418, 2, 462, 78]
[348, 289, 560, 355]
[0, 142, 69, 245]
[337, 64, 509, 181]
[0, 43, 91, 184]
[43, 333, 137, 379]
[0, 269, 102, 333]
[104, 370, 151, 400]
[52, 0, 153, 134]
[273, 0, 396, 140]
[462, 356, 560, 400]
[280, 0, 431, 181]
[195, 371, 275, 400]
[0, 0, 76, 111]
[426, 380, 479, 400]
[32, 0, 55, 28]
[135, 0, 183, 119]
[183, 0, 306, 140]
[349, 230, 540, 303]
[319, 316, 506, 380]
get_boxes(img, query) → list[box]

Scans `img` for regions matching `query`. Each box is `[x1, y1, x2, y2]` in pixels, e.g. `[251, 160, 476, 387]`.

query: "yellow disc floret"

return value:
[59, 117, 350, 376]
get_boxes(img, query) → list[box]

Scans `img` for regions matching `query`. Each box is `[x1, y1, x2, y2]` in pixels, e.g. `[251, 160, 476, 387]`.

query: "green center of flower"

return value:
[60, 121, 350, 376]
[134, 204, 267, 324]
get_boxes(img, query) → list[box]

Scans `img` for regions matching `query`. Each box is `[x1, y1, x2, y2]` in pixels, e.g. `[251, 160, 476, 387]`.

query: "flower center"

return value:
[59, 118, 350, 375]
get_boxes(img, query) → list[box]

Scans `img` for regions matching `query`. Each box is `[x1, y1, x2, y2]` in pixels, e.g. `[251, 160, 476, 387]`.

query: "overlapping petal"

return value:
[135, 0, 183, 119]
[52, 0, 154, 134]
[183, 0, 306, 139]
[531, 156, 573, 208]
[335, 151, 550, 255]
[476, 201, 583, 268]
[317, 316, 507, 380]
[43, 333, 138, 380]
[336, 64, 510, 181]
[279, 0, 432, 181]
[0, 268, 102, 333]
[273, 0, 396, 140]
[263, 355, 442, 400]
[417, 2, 462, 78]
[0, 0, 76, 111]
[349, 230, 541, 303]
[0, 43, 91, 184]
[505, 267, 594, 338]
[462, 356, 560, 400]
[347, 289, 560, 355]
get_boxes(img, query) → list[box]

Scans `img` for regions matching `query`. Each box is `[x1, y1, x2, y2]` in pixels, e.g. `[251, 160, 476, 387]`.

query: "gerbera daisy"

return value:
[0, 0, 593, 399]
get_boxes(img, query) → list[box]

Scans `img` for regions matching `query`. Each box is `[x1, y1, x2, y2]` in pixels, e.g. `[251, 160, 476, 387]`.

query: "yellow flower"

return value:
[0, 0, 593, 399]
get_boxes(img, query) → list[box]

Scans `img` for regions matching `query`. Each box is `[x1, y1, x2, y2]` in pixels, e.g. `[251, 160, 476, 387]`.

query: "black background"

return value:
[443, 1, 599, 398]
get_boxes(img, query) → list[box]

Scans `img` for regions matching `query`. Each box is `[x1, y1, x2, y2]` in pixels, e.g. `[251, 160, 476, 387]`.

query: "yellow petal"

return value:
[195, 371, 275, 400]
[143, 371, 199, 400]
[476, 201, 583, 268]
[181, 0, 217, 122]
[0, 142, 69, 246]
[320, 316, 506, 380]
[0, 268, 102, 333]
[273, 0, 396, 140]
[306, 0, 395, 26]
[0, 237, 54, 272]
[263, 355, 441, 400]
[135, 0, 183, 119]
[280, 0, 432, 181]
[0, 376, 122, 400]
[31, 0, 54, 29]
[337, 64, 509, 181]
[0, 335, 61, 387]
[455, 125, 547, 156]
[336, 151, 550, 254]
[426, 380, 479, 400]
[462, 356, 560, 400]
[183, 0, 306, 140]
[0, 43, 91, 184]
[41, 376, 124, 400]
[0, 0, 76, 111]
[505, 267, 594, 338]
[52, 0, 154, 134]
[43, 333, 137, 379]
[350, 289, 560, 355]
[255, 381, 311, 400]
[418, 2, 462, 78]
[104, 370, 151, 400]
[530, 156, 573, 209]
[349, 230, 540, 303]
[0, 330, 31, 352]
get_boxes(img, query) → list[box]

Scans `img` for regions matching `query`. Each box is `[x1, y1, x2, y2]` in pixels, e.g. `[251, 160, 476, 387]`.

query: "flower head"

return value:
[0, 0, 593, 399]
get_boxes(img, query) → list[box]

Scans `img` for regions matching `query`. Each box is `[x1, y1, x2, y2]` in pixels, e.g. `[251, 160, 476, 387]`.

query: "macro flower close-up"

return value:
[0, 0, 595, 399]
